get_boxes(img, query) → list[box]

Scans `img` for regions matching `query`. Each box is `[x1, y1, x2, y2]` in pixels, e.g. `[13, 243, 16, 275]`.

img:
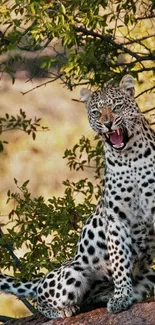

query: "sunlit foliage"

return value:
[0, 0, 155, 92]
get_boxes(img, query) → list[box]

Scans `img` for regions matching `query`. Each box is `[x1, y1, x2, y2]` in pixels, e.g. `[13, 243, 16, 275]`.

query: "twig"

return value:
[135, 85, 155, 98]
[136, 14, 155, 21]
[0, 127, 49, 133]
[0, 316, 16, 323]
[134, 67, 155, 73]
[72, 99, 83, 103]
[124, 34, 155, 45]
[21, 74, 63, 95]
[18, 298, 36, 314]
[113, 8, 120, 40]
[143, 107, 155, 114]
[71, 81, 90, 87]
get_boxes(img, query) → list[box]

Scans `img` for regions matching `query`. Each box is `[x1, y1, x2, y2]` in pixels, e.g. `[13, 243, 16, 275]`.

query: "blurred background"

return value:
[0, 72, 91, 318]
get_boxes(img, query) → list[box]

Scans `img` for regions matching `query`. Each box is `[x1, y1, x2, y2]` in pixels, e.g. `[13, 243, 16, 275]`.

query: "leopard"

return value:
[1, 74, 155, 319]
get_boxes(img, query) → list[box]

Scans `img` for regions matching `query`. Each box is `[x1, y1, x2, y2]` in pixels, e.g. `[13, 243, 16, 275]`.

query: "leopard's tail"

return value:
[0, 273, 41, 298]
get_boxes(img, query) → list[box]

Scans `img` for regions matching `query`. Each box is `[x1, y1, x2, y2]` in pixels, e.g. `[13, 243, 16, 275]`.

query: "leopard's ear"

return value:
[80, 88, 92, 103]
[119, 74, 135, 97]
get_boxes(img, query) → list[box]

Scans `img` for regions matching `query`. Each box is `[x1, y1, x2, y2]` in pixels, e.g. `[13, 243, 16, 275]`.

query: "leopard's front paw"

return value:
[107, 295, 133, 313]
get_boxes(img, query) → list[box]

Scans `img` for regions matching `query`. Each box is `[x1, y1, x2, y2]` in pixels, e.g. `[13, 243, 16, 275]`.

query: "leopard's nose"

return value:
[104, 121, 113, 130]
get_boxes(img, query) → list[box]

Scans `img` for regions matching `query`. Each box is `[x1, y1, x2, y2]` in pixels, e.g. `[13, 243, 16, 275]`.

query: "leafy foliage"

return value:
[0, 135, 103, 279]
[0, 0, 155, 94]
[0, 109, 48, 149]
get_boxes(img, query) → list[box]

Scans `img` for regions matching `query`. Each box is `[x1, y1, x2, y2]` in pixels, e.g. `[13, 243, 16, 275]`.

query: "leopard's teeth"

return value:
[105, 129, 120, 137]
[113, 143, 124, 149]
[116, 128, 120, 135]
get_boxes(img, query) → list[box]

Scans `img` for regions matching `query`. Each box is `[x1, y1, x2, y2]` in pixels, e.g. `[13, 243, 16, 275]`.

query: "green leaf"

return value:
[22, 180, 29, 187]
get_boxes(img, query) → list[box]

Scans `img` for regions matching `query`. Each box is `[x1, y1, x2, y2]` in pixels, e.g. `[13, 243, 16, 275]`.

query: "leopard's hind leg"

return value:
[36, 263, 94, 318]
[132, 268, 155, 301]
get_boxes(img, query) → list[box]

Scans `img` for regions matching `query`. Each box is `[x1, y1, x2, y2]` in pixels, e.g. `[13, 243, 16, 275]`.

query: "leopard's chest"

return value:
[104, 149, 155, 224]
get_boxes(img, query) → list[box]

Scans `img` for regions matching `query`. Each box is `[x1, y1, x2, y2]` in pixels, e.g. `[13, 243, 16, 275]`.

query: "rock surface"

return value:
[5, 300, 155, 325]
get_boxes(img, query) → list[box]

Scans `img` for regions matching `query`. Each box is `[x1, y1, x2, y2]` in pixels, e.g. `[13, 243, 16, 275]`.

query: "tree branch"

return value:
[0, 316, 16, 323]
[74, 26, 155, 62]
[136, 14, 155, 21]
[21, 74, 63, 95]
[135, 85, 155, 98]
[143, 107, 155, 114]
[0, 228, 37, 314]
[124, 33, 155, 45]
[134, 67, 155, 73]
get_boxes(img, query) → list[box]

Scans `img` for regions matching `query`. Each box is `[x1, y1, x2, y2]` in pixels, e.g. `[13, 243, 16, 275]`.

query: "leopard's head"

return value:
[80, 75, 141, 151]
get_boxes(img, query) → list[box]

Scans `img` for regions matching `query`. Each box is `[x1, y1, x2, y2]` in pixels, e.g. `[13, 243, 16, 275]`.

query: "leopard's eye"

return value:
[92, 110, 101, 118]
[113, 103, 122, 111]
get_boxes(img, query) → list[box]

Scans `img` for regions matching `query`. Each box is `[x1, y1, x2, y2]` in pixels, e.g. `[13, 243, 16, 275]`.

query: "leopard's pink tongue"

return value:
[110, 131, 123, 145]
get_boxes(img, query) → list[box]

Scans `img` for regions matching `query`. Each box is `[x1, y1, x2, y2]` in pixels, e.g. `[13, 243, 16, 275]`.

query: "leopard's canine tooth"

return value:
[116, 129, 120, 136]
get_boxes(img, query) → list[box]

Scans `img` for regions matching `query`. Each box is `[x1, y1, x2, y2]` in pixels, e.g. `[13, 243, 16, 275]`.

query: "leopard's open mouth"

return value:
[104, 128, 129, 150]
